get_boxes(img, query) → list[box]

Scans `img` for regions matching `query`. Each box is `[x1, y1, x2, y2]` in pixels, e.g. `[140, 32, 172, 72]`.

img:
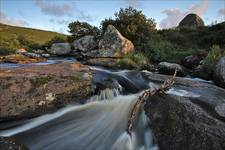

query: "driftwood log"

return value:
[127, 70, 177, 135]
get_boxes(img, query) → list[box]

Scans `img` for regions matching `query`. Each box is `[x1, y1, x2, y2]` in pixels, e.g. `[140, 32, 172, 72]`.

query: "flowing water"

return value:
[0, 64, 217, 150]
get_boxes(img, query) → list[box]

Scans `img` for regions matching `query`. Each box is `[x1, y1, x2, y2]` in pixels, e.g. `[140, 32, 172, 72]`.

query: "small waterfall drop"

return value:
[0, 94, 158, 150]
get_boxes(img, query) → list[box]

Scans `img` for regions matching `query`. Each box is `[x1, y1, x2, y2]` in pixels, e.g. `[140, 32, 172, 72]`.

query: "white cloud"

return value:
[159, 0, 209, 29]
[35, 0, 93, 22]
[0, 11, 28, 26]
[35, 0, 73, 17]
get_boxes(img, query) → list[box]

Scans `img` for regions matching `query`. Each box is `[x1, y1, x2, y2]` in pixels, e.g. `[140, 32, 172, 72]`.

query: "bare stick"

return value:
[127, 69, 177, 136]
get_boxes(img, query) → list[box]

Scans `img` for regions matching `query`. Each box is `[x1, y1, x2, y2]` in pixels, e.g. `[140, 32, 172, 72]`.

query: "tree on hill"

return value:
[68, 21, 100, 42]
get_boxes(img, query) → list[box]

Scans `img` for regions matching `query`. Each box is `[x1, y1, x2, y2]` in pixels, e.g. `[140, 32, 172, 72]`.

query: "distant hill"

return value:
[0, 23, 67, 55]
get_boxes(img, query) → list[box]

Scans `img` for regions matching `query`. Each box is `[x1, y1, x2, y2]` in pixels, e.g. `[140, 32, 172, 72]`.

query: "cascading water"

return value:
[0, 67, 160, 150]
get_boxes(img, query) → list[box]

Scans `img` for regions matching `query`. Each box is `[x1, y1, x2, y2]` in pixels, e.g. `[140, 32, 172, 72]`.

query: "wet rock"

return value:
[98, 25, 134, 57]
[49, 43, 71, 55]
[214, 57, 225, 88]
[158, 62, 185, 76]
[16, 48, 27, 54]
[0, 137, 28, 150]
[73, 35, 98, 52]
[144, 73, 225, 150]
[0, 63, 93, 121]
[182, 55, 201, 69]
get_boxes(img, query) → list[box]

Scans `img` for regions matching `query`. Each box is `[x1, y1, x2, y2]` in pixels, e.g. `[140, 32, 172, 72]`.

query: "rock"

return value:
[49, 43, 71, 55]
[214, 57, 225, 88]
[158, 62, 185, 76]
[41, 53, 50, 58]
[23, 52, 42, 58]
[16, 48, 27, 54]
[0, 54, 46, 64]
[194, 65, 212, 80]
[98, 25, 134, 57]
[182, 55, 201, 69]
[178, 13, 204, 29]
[0, 63, 93, 121]
[144, 73, 225, 150]
[0, 137, 28, 150]
[73, 35, 98, 52]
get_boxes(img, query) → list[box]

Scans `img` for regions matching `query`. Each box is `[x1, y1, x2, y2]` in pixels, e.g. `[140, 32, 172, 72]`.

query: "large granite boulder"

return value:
[158, 62, 185, 76]
[214, 57, 225, 88]
[73, 35, 98, 52]
[98, 25, 134, 57]
[182, 55, 201, 69]
[0, 63, 93, 121]
[178, 13, 204, 29]
[49, 43, 71, 55]
[143, 72, 225, 150]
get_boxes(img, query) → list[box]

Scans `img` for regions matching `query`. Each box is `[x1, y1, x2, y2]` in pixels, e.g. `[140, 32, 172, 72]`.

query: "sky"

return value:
[0, 0, 224, 34]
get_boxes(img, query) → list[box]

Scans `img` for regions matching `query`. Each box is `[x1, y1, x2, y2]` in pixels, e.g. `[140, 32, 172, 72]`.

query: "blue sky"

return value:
[0, 0, 224, 34]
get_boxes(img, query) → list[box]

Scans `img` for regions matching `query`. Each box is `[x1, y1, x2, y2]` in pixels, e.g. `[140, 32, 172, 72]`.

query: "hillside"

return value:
[0, 23, 67, 55]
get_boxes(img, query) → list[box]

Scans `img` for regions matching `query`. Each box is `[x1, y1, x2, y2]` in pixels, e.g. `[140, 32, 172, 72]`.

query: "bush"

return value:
[202, 45, 225, 74]
[124, 52, 149, 65]
[45, 36, 67, 48]
[68, 21, 100, 42]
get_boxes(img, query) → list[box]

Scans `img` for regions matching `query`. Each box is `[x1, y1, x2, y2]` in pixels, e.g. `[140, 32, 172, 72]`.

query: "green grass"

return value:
[31, 75, 54, 87]
[0, 23, 67, 55]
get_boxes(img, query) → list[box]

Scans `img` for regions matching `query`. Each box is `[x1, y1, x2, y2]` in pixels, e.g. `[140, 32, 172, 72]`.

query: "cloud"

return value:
[127, 0, 139, 8]
[35, 0, 73, 17]
[35, 0, 93, 21]
[0, 11, 28, 26]
[218, 8, 225, 17]
[159, 0, 209, 29]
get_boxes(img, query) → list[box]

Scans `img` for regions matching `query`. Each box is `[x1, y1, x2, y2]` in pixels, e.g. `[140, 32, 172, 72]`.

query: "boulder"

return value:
[73, 35, 98, 52]
[214, 57, 225, 88]
[0, 63, 93, 121]
[182, 55, 201, 69]
[143, 73, 225, 150]
[158, 62, 185, 76]
[98, 25, 134, 57]
[178, 13, 204, 29]
[49, 43, 71, 55]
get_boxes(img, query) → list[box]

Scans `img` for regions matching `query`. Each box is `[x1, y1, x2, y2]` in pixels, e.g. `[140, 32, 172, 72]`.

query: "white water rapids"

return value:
[0, 66, 204, 150]
[0, 94, 158, 150]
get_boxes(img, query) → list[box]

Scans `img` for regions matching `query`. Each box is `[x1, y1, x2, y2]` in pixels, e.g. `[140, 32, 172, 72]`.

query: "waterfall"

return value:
[0, 94, 158, 150]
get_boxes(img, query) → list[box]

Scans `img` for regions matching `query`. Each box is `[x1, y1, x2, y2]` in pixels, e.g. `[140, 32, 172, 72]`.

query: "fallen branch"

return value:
[127, 69, 177, 136]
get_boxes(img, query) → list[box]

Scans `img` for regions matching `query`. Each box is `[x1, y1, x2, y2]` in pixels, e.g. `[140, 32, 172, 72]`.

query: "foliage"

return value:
[45, 36, 67, 48]
[101, 7, 156, 51]
[31, 75, 54, 87]
[0, 23, 66, 55]
[202, 45, 225, 74]
[68, 21, 100, 42]
[124, 52, 149, 65]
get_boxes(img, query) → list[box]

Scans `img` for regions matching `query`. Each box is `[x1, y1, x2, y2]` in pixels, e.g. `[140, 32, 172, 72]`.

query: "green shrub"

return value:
[202, 45, 225, 74]
[124, 52, 149, 65]
[45, 36, 67, 48]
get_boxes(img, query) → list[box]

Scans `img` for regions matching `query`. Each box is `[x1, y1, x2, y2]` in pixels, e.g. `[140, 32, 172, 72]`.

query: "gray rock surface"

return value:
[73, 35, 97, 52]
[98, 25, 134, 57]
[49, 43, 71, 55]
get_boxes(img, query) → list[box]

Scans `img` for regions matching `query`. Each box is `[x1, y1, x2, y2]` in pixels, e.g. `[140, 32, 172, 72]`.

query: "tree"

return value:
[68, 21, 100, 42]
[101, 7, 157, 51]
